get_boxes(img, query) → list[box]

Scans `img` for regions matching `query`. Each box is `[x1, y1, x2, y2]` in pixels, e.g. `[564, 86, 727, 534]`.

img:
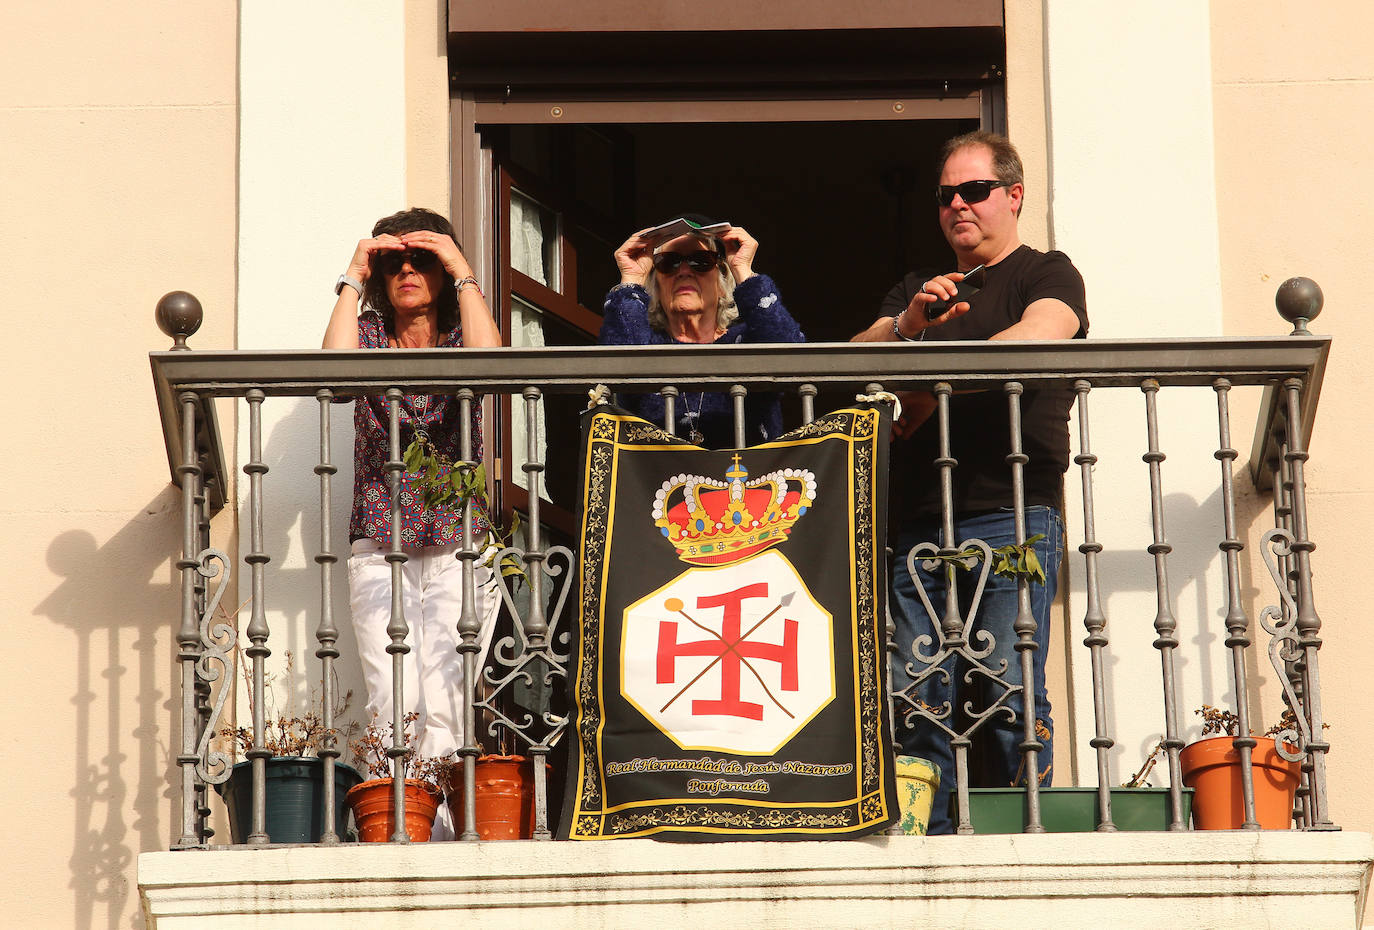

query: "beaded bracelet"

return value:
[453, 275, 485, 299]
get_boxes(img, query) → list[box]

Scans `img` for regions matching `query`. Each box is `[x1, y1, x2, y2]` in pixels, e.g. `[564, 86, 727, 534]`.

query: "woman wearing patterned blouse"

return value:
[324, 207, 501, 839]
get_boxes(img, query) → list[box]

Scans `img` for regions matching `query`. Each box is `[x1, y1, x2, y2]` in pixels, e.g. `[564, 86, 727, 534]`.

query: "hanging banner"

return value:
[560, 402, 897, 840]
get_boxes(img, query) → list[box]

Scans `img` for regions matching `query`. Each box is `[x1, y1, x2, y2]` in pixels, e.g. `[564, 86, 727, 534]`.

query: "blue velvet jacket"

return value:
[597, 273, 804, 448]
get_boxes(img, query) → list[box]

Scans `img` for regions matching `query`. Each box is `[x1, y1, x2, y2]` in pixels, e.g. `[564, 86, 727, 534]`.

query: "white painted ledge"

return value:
[140, 831, 1374, 930]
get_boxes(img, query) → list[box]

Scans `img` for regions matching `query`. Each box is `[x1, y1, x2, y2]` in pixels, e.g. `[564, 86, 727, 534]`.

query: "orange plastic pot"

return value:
[1179, 736, 1302, 830]
[443, 755, 539, 840]
[345, 777, 442, 842]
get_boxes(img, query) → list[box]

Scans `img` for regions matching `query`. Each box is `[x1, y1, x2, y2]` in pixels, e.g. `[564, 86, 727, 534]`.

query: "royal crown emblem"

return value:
[651, 454, 817, 566]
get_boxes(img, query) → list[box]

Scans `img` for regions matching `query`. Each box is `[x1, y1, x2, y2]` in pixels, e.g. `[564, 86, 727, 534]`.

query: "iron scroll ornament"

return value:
[1258, 527, 1310, 764]
[479, 543, 577, 750]
[895, 538, 1025, 738]
[192, 547, 235, 785]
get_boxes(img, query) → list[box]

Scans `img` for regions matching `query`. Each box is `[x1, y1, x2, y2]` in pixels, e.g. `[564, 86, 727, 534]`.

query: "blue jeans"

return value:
[888, 506, 1063, 834]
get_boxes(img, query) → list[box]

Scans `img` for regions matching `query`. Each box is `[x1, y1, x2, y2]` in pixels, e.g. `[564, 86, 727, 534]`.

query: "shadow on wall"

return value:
[246, 395, 365, 737]
[1081, 473, 1291, 785]
[37, 484, 189, 930]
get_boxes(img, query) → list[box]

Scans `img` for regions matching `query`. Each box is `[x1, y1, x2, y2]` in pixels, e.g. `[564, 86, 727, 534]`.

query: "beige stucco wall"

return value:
[1211, 0, 1374, 877]
[6, 2, 1367, 926]
[0, 3, 238, 928]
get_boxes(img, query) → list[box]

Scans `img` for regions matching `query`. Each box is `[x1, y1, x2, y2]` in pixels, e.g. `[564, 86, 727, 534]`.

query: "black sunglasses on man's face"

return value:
[935, 179, 1013, 207]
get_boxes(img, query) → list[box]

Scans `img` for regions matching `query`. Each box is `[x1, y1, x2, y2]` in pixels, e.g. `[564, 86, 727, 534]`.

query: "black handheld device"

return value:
[924, 264, 986, 319]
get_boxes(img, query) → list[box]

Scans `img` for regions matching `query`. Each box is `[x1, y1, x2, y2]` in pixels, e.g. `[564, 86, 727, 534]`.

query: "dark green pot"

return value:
[957, 786, 1194, 833]
[216, 757, 364, 844]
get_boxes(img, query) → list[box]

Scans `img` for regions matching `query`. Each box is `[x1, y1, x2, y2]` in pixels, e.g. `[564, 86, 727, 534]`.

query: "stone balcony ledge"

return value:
[140, 830, 1374, 929]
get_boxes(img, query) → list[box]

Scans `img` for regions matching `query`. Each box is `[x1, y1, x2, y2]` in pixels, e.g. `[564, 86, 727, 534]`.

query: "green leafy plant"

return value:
[926, 533, 1049, 585]
[403, 434, 528, 589]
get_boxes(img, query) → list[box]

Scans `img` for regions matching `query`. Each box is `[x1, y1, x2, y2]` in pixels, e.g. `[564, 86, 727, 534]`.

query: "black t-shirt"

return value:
[882, 244, 1089, 522]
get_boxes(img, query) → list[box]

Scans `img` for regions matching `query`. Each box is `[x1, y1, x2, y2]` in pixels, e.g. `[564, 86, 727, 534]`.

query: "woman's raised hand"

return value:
[400, 230, 473, 281]
[614, 228, 656, 286]
[720, 226, 758, 283]
[345, 234, 404, 285]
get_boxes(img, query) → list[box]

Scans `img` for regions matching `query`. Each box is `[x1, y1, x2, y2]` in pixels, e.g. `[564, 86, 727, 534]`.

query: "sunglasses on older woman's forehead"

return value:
[652, 250, 721, 274]
[935, 179, 1013, 207]
[375, 249, 440, 276]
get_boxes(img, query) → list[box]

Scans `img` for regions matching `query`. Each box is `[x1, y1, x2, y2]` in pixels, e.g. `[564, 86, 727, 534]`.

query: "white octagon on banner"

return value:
[621, 549, 835, 755]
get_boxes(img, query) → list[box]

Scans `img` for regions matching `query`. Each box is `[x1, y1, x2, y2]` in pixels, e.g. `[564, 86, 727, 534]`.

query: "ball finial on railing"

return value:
[156, 291, 204, 350]
[1275, 277, 1322, 335]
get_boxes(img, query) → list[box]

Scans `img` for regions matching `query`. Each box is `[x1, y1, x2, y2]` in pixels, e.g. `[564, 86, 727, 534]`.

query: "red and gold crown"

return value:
[652, 454, 817, 566]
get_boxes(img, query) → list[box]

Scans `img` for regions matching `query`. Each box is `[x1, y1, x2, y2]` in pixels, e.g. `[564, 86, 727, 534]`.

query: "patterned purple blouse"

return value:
[349, 309, 490, 547]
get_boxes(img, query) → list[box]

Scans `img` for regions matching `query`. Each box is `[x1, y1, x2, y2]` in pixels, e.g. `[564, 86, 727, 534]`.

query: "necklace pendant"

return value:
[688, 428, 706, 445]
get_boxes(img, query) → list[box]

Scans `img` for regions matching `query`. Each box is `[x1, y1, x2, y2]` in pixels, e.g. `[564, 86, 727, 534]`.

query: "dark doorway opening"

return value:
[491, 117, 978, 343]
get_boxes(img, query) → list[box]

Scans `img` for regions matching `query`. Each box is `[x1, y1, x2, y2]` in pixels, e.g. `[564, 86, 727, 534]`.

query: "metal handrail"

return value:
[151, 335, 1329, 515]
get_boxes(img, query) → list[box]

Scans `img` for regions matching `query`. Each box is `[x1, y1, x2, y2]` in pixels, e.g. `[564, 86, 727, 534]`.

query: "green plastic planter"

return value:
[957, 786, 1193, 833]
[216, 757, 364, 844]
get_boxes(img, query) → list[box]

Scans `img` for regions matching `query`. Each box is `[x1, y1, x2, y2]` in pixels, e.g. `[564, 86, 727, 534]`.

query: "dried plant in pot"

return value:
[215, 652, 363, 844]
[1178, 705, 1305, 830]
[345, 712, 444, 842]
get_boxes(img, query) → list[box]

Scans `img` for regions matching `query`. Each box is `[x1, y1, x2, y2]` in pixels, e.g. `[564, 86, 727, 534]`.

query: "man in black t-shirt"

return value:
[854, 131, 1087, 833]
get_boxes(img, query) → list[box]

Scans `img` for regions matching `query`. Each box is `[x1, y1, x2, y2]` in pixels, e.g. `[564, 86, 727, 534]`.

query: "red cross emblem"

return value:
[621, 549, 834, 754]
[655, 584, 799, 720]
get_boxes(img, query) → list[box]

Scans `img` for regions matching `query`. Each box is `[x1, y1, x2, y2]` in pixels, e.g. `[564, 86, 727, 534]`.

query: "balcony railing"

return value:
[149, 283, 1333, 848]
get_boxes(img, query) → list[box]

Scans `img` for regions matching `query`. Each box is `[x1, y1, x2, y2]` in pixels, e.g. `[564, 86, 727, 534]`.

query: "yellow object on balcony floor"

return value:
[894, 755, 940, 835]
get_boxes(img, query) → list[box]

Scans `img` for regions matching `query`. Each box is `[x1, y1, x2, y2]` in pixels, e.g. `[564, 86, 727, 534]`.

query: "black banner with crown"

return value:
[559, 402, 897, 840]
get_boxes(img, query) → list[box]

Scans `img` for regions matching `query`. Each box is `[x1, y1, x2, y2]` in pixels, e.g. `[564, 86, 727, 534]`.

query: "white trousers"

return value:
[347, 537, 502, 767]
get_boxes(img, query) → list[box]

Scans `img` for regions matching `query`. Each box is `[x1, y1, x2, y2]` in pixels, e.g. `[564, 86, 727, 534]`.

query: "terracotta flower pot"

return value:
[344, 777, 442, 842]
[1179, 736, 1302, 830]
[443, 754, 539, 840]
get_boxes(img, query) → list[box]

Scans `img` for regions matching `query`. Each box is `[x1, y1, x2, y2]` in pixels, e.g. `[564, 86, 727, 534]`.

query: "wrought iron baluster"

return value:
[244, 389, 272, 844]
[192, 457, 214, 840]
[314, 389, 342, 844]
[1213, 378, 1260, 829]
[520, 387, 555, 839]
[1073, 381, 1116, 830]
[384, 388, 411, 841]
[1005, 382, 1043, 832]
[660, 386, 678, 437]
[930, 382, 973, 833]
[1281, 379, 1335, 830]
[1270, 430, 1312, 826]
[799, 383, 816, 425]
[174, 392, 205, 848]
[456, 388, 483, 841]
[1140, 379, 1186, 831]
[731, 384, 747, 448]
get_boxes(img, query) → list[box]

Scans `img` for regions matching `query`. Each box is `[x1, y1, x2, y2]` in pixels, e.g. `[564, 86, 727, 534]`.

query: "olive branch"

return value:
[926, 533, 1049, 585]
[403, 434, 528, 588]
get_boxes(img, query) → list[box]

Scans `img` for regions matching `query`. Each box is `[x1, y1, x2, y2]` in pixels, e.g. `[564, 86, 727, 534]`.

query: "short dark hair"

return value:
[939, 131, 1025, 216]
[362, 207, 461, 331]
